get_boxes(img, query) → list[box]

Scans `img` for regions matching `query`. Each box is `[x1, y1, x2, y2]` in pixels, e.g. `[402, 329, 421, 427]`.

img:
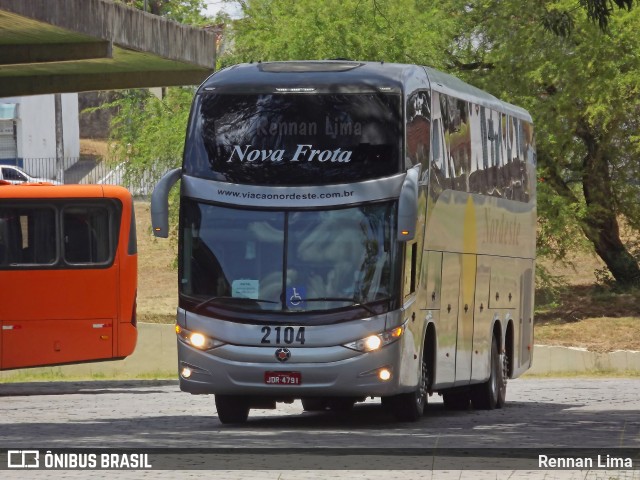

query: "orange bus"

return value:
[0, 182, 137, 370]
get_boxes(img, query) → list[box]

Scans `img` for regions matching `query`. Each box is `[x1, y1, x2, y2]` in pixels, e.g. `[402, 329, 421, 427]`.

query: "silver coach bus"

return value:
[151, 61, 536, 424]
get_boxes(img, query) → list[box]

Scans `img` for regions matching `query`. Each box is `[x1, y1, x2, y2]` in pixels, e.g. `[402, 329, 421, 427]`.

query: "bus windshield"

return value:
[180, 200, 399, 315]
[184, 93, 402, 185]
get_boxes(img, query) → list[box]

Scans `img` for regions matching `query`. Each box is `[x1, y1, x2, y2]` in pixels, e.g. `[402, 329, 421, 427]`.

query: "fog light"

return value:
[181, 367, 192, 378]
[378, 369, 392, 381]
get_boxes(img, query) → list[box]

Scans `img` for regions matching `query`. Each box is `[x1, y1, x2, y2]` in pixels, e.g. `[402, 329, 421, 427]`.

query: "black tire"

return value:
[301, 398, 328, 412]
[442, 391, 470, 410]
[471, 335, 507, 410]
[391, 355, 428, 422]
[215, 395, 250, 424]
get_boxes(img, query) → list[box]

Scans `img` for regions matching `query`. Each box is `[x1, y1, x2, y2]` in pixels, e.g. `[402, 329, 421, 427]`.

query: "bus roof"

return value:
[0, 183, 133, 201]
[198, 61, 532, 122]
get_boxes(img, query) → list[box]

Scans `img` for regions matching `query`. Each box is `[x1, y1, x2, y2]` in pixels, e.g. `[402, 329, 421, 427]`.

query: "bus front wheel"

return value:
[390, 356, 428, 422]
[215, 395, 250, 424]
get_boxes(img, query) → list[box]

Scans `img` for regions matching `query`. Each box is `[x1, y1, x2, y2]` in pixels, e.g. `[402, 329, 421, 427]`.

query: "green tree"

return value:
[226, 0, 455, 68]
[108, 88, 194, 178]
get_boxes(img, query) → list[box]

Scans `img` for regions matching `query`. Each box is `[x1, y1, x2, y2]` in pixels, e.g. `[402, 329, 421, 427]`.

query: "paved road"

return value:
[0, 378, 638, 479]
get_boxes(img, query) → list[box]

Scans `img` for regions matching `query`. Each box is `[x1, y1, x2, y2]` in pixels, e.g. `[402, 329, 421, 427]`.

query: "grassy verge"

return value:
[138, 313, 175, 324]
[535, 317, 640, 353]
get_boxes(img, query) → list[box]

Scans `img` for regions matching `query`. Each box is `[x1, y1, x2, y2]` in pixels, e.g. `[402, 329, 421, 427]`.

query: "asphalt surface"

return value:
[0, 378, 638, 479]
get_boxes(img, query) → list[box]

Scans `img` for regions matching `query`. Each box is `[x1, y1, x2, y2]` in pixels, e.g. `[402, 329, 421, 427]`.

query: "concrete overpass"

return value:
[0, 0, 216, 97]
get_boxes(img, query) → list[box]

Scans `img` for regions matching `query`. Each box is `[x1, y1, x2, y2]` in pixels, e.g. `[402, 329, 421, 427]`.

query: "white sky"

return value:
[203, 0, 242, 19]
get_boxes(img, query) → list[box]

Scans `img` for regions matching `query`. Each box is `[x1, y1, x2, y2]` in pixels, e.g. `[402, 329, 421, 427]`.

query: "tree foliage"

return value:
[225, 0, 455, 68]
[108, 88, 194, 176]
[541, 0, 637, 35]
[106, 88, 195, 238]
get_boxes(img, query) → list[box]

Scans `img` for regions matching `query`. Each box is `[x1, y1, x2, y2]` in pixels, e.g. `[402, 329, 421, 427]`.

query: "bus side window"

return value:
[406, 91, 431, 176]
[0, 207, 56, 265]
[3, 212, 25, 264]
[63, 206, 111, 264]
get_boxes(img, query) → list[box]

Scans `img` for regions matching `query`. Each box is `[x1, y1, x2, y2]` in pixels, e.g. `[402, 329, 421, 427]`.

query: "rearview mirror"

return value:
[397, 165, 420, 242]
[150, 168, 182, 238]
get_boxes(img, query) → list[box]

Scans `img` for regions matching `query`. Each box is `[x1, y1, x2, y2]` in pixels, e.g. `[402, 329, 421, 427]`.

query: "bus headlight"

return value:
[176, 325, 225, 350]
[344, 325, 405, 352]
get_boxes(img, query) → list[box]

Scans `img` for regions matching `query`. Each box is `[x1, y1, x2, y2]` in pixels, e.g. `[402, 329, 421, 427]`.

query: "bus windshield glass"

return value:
[184, 93, 402, 185]
[180, 200, 399, 315]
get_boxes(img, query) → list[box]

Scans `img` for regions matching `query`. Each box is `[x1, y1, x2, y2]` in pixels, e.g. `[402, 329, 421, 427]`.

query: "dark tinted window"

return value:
[0, 200, 121, 269]
[184, 93, 402, 185]
[63, 206, 112, 264]
[0, 207, 56, 265]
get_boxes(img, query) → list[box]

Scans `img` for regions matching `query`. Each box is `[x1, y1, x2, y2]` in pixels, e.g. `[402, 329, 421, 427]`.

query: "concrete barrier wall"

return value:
[2, 323, 639, 380]
[528, 345, 640, 375]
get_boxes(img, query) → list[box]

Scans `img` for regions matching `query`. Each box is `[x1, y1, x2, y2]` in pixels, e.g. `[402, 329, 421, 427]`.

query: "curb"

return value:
[1, 324, 639, 381]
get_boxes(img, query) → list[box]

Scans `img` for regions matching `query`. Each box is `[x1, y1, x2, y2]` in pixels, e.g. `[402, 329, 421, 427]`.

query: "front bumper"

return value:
[177, 338, 409, 397]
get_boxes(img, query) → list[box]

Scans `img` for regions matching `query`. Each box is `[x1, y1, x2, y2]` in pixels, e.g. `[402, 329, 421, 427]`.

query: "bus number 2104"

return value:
[261, 326, 306, 345]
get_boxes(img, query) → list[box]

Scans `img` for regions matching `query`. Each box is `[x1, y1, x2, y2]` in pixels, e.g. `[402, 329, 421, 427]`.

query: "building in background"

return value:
[0, 94, 80, 180]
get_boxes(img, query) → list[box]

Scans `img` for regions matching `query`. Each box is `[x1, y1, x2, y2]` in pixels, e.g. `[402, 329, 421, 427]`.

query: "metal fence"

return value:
[2, 157, 159, 197]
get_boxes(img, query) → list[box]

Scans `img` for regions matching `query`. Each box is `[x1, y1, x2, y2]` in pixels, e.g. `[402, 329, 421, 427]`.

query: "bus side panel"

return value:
[470, 259, 492, 383]
[1, 319, 112, 369]
[1, 269, 118, 369]
[3, 269, 118, 320]
[455, 253, 476, 384]
[434, 252, 460, 387]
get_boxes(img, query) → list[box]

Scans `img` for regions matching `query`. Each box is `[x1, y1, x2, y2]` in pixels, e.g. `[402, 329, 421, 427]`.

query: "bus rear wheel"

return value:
[471, 335, 507, 410]
[215, 395, 250, 424]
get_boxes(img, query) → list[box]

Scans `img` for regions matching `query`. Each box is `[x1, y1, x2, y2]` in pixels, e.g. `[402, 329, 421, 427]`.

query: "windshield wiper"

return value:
[300, 297, 378, 315]
[194, 296, 278, 311]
